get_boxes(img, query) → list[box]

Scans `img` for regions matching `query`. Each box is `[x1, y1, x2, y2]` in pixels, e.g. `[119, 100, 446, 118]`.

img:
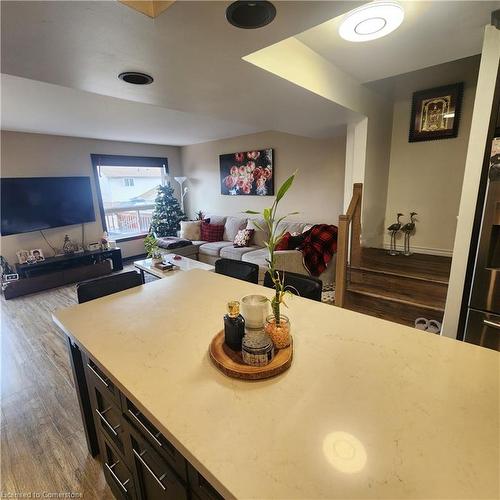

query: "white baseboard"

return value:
[381, 243, 453, 257]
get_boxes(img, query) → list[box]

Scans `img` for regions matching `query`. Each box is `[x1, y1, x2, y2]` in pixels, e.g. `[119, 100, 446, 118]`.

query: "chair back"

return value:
[77, 271, 143, 304]
[215, 258, 259, 284]
[263, 270, 323, 302]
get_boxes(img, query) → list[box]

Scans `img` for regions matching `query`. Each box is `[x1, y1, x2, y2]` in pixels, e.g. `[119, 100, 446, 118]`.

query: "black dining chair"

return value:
[214, 258, 259, 284]
[76, 271, 143, 304]
[263, 270, 323, 302]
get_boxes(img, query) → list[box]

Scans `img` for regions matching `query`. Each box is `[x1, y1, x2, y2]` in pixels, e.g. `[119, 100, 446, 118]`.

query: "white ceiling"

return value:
[297, 0, 499, 83]
[1, 1, 358, 143]
[1, 74, 261, 145]
[1, 1, 498, 144]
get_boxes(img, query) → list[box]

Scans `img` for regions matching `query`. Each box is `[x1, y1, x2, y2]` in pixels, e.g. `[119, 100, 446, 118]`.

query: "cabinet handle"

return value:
[95, 407, 120, 436]
[128, 409, 163, 448]
[484, 319, 500, 330]
[87, 362, 110, 388]
[105, 461, 130, 493]
[133, 449, 167, 491]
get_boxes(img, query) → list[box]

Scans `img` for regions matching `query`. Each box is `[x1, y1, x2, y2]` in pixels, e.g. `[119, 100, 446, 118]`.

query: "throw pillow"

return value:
[224, 216, 247, 242]
[246, 218, 269, 247]
[233, 229, 254, 248]
[275, 232, 292, 251]
[201, 221, 224, 242]
[180, 220, 201, 241]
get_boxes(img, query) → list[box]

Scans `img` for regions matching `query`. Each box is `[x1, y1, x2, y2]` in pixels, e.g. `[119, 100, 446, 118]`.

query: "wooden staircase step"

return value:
[347, 283, 445, 311]
[351, 265, 449, 285]
[359, 248, 452, 284]
[345, 286, 444, 328]
[349, 267, 448, 304]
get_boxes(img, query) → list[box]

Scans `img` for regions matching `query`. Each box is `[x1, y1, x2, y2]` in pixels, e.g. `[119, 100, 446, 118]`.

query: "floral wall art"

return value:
[220, 149, 274, 196]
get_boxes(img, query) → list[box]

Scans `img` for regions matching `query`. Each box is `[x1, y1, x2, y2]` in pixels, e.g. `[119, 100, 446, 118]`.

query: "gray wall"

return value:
[0, 131, 182, 264]
[181, 131, 346, 225]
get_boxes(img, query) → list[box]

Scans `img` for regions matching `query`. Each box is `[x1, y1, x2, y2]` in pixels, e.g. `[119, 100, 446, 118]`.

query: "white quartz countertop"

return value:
[53, 270, 499, 499]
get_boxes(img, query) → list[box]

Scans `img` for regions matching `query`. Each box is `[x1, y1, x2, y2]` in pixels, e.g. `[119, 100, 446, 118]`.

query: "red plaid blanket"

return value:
[299, 224, 338, 277]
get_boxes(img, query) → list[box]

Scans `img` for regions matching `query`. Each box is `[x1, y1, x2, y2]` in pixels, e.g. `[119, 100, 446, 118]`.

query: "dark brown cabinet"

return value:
[123, 398, 188, 483]
[100, 434, 137, 500]
[79, 351, 223, 500]
[128, 425, 188, 500]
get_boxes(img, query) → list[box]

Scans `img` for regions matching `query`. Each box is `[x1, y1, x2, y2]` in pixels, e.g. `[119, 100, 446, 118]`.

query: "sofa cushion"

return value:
[205, 214, 227, 225]
[246, 218, 269, 247]
[224, 216, 247, 242]
[242, 247, 269, 267]
[199, 241, 233, 257]
[220, 245, 260, 261]
[277, 220, 306, 236]
[191, 240, 207, 249]
[201, 221, 225, 242]
[180, 220, 201, 240]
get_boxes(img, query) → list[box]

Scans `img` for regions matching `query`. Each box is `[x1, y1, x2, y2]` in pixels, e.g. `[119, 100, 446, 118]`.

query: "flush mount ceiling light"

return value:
[338, 1, 404, 42]
[226, 1, 276, 29]
[118, 72, 154, 85]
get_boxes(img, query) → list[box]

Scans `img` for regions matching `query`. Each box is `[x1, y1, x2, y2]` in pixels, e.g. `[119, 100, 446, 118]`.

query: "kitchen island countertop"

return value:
[53, 269, 499, 499]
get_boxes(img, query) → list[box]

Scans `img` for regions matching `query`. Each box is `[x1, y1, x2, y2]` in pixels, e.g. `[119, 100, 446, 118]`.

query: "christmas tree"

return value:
[149, 183, 186, 237]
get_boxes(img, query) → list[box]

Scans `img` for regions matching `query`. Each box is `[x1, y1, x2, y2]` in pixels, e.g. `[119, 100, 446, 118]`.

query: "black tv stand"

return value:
[4, 248, 123, 299]
[16, 248, 123, 278]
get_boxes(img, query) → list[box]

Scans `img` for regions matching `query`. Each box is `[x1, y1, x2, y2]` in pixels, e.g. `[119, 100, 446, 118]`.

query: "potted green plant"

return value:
[245, 172, 297, 348]
[144, 234, 162, 264]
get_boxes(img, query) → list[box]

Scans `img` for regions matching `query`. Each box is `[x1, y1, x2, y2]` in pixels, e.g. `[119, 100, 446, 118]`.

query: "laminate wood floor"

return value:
[1, 280, 114, 498]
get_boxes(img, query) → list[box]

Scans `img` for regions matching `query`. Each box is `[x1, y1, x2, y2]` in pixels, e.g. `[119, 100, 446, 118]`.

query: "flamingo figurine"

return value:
[387, 213, 403, 255]
[401, 212, 417, 256]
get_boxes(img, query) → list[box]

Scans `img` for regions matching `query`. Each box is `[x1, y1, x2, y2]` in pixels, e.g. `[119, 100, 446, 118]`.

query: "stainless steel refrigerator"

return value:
[465, 140, 500, 351]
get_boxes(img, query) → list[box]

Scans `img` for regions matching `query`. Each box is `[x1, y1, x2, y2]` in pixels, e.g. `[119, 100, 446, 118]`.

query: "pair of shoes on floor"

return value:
[415, 317, 442, 334]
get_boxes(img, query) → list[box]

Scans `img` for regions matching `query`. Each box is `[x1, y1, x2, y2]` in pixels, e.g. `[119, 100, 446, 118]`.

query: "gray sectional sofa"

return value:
[175, 215, 336, 284]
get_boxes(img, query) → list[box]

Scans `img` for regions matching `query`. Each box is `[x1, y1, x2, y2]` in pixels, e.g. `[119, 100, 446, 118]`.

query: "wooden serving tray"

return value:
[209, 330, 293, 380]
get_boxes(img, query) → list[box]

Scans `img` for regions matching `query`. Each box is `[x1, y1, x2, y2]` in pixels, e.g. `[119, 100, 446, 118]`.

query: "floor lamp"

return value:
[174, 176, 188, 214]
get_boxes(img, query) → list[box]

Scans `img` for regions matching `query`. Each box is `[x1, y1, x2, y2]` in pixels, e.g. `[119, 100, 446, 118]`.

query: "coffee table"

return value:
[134, 255, 214, 282]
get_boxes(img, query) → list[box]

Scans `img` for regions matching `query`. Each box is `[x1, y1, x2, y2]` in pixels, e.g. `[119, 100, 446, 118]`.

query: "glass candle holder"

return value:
[240, 294, 269, 330]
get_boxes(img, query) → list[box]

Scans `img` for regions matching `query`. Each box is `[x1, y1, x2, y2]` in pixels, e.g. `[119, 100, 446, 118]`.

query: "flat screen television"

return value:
[1, 177, 95, 236]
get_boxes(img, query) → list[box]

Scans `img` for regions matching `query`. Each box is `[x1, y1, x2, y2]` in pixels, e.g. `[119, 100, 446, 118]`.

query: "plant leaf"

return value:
[263, 207, 271, 222]
[244, 210, 260, 214]
[252, 221, 264, 232]
[276, 172, 296, 203]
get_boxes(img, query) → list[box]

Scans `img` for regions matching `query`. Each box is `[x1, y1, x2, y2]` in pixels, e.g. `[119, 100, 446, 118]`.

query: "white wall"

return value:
[379, 56, 480, 255]
[0, 131, 182, 263]
[442, 26, 500, 338]
[181, 131, 346, 225]
[243, 37, 394, 248]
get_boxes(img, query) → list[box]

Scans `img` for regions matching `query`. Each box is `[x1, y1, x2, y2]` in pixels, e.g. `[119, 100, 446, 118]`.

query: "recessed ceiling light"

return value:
[339, 1, 404, 42]
[226, 1, 276, 29]
[118, 72, 154, 85]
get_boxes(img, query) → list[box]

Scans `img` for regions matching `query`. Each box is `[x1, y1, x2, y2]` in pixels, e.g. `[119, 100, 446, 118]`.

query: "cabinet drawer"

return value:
[187, 463, 224, 500]
[129, 426, 188, 500]
[91, 384, 125, 453]
[100, 433, 137, 500]
[124, 397, 187, 482]
[84, 354, 120, 408]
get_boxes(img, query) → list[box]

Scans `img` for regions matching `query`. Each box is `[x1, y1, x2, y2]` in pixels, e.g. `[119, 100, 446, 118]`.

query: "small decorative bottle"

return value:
[62, 234, 74, 254]
[100, 231, 110, 250]
[224, 301, 245, 352]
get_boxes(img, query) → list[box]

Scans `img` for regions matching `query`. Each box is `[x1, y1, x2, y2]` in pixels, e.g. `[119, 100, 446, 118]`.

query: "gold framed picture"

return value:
[409, 82, 464, 142]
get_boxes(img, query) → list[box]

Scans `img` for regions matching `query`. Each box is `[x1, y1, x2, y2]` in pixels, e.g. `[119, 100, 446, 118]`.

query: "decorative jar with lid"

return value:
[242, 331, 274, 366]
